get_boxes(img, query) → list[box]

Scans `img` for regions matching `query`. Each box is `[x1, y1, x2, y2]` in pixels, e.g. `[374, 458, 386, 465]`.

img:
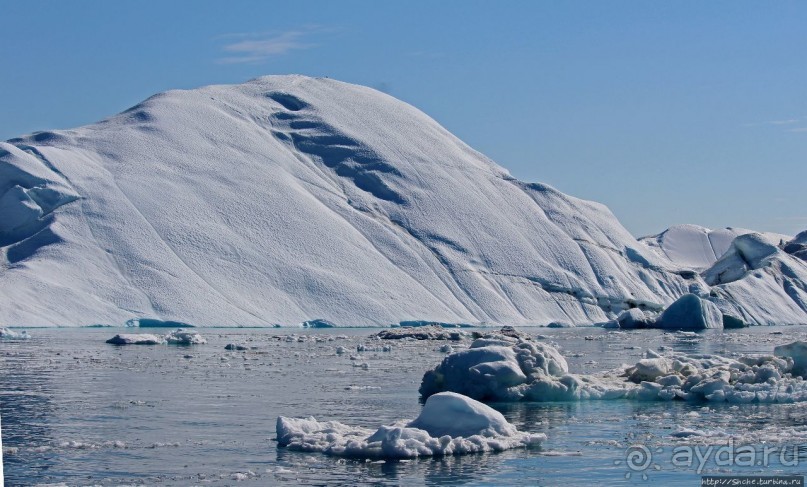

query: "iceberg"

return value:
[276, 391, 544, 458]
[616, 308, 655, 329]
[1, 75, 805, 327]
[0, 75, 693, 327]
[106, 333, 165, 345]
[420, 339, 807, 403]
[164, 329, 206, 345]
[375, 325, 465, 341]
[774, 340, 807, 377]
[654, 294, 723, 330]
[0, 327, 29, 340]
[704, 234, 807, 325]
[105, 329, 205, 345]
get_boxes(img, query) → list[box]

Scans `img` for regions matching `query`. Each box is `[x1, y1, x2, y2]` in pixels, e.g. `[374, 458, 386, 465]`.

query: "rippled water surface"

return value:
[3, 326, 807, 486]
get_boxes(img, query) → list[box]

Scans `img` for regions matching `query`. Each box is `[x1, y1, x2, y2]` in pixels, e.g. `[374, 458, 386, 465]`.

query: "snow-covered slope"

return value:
[1, 75, 696, 327]
[640, 224, 790, 271]
[785, 231, 807, 262]
[704, 234, 807, 325]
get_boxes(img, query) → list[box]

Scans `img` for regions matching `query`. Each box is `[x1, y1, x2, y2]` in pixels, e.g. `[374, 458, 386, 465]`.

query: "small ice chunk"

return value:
[164, 329, 206, 345]
[617, 309, 655, 330]
[376, 325, 464, 341]
[301, 319, 337, 328]
[655, 294, 722, 330]
[671, 428, 706, 438]
[774, 341, 807, 377]
[106, 333, 165, 345]
[0, 328, 30, 340]
[626, 358, 672, 383]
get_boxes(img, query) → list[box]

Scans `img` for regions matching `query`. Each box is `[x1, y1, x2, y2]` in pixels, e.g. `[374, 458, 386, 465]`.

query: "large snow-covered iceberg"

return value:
[1, 75, 806, 326]
[276, 391, 544, 458]
[0, 75, 693, 326]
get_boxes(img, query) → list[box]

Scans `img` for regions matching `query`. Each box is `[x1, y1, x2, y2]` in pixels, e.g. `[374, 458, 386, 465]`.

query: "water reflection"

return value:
[0, 336, 59, 483]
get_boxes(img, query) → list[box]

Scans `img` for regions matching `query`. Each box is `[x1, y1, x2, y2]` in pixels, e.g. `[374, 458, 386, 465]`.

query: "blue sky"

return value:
[2, 1, 805, 237]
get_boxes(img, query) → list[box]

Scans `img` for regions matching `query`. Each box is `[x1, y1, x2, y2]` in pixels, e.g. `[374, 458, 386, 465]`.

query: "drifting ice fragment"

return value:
[276, 392, 544, 458]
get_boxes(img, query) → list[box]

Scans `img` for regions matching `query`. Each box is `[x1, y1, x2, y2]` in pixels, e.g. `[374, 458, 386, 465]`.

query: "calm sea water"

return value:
[2, 326, 807, 486]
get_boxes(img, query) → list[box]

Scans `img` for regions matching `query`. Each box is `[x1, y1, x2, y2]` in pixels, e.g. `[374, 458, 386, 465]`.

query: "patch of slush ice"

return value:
[420, 338, 807, 404]
[276, 391, 544, 458]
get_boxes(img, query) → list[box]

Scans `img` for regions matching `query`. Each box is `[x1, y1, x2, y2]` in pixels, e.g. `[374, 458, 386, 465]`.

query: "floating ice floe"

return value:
[420, 338, 807, 403]
[106, 329, 206, 345]
[301, 319, 337, 328]
[106, 334, 165, 345]
[0, 327, 29, 340]
[276, 391, 544, 458]
[472, 326, 534, 342]
[164, 329, 206, 345]
[375, 325, 466, 341]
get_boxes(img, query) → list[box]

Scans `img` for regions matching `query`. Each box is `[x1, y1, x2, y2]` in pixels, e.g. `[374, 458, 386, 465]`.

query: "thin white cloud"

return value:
[764, 119, 800, 125]
[744, 118, 805, 133]
[216, 28, 321, 64]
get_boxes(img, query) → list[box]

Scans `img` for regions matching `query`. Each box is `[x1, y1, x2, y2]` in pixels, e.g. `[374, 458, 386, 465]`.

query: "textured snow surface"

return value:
[640, 224, 790, 271]
[276, 391, 544, 458]
[704, 234, 807, 325]
[0, 75, 805, 326]
[0, 75, 693, 326]
[421, 338, 807, 403]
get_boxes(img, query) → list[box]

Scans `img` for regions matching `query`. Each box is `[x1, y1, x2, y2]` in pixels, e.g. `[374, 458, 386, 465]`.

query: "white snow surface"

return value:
[276, 391, 544, 458]
[421, 338, 807, 403]
[0, 74, 694, 326]
[640, 224, 790, 271]
[704, 234, 807, 325]
[0, 74, 805, 326]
